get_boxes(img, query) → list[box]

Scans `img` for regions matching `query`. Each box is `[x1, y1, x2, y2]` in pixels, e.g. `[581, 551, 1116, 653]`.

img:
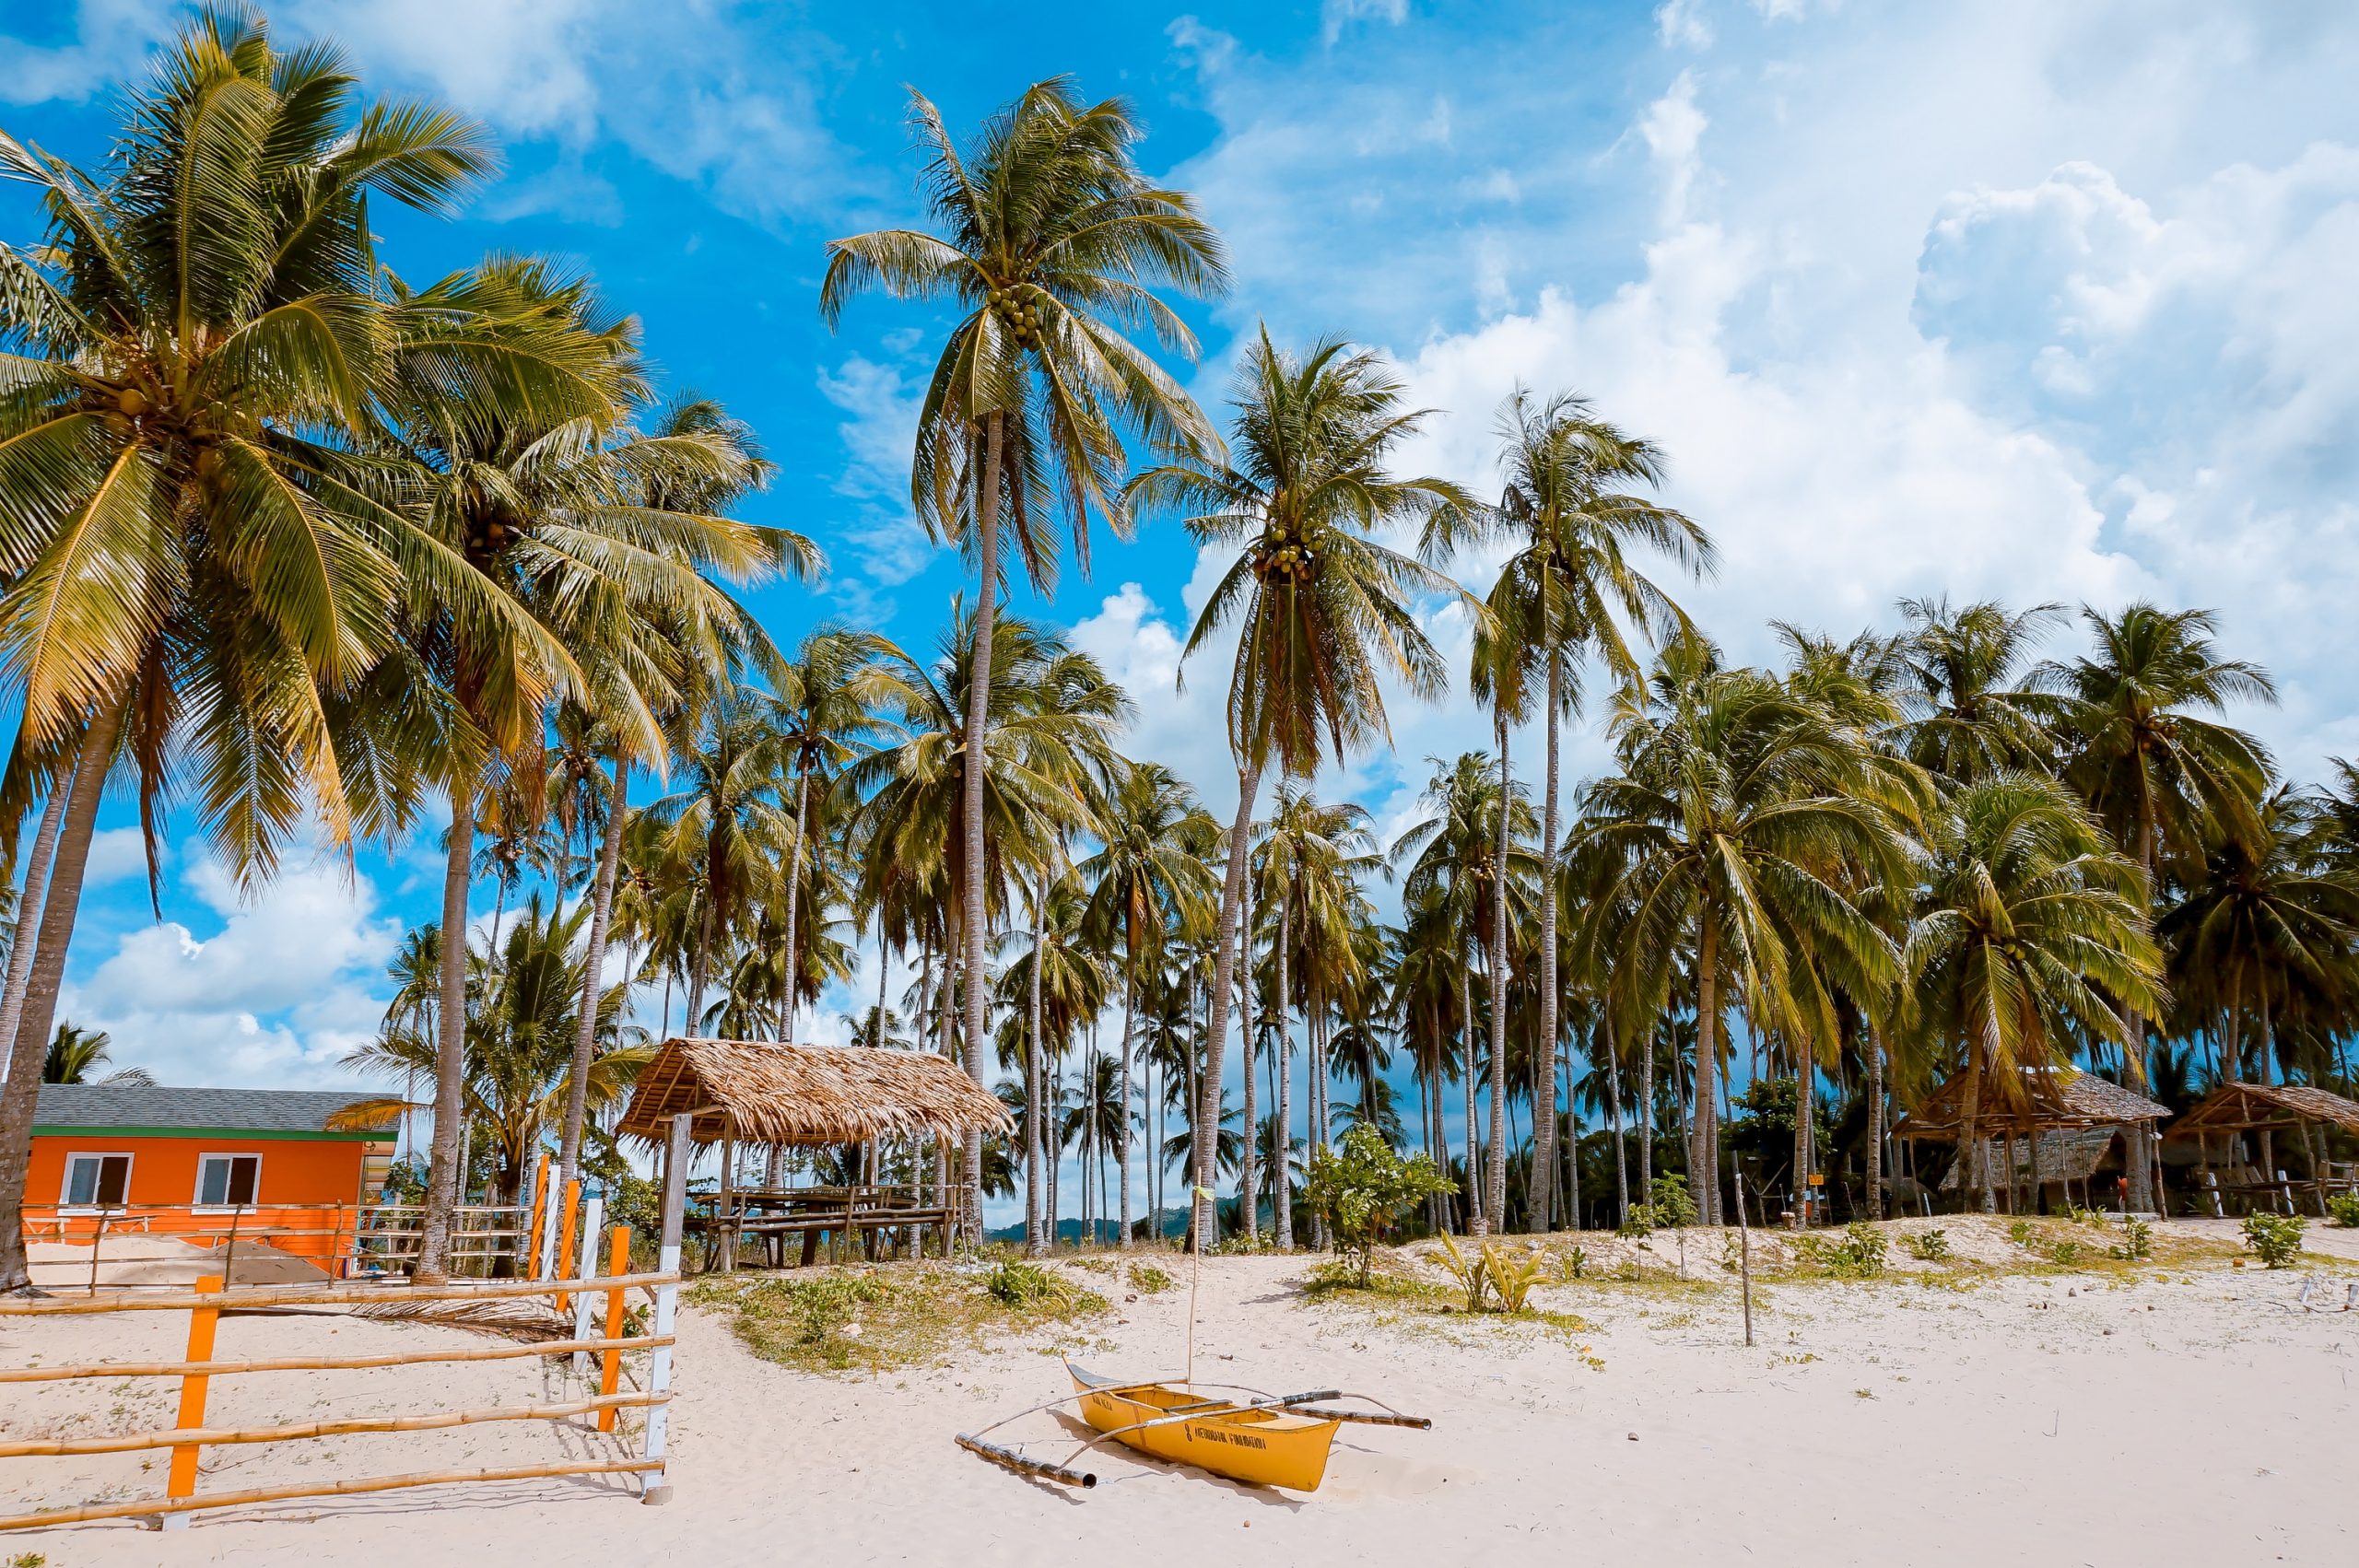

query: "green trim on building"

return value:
[30, 1125, 389, 1143]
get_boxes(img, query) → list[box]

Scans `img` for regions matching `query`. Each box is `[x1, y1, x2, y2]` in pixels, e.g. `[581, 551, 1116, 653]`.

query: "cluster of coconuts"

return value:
[1262, 528, 1316, 581]
[467, 518, 515, 555]
[989, 285, 1045, 346]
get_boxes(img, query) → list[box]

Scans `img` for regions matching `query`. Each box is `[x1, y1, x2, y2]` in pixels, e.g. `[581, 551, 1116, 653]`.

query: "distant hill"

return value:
[986, 1207, 1195, 1246]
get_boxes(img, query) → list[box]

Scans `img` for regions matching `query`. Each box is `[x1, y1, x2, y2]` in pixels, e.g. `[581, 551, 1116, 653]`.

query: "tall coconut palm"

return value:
[1395, 753, 1538, 1232]
[761, 626, 911, 1045]
[1078, 764, 1216, 1248]
[849, 608, 1123, 1228]
[0, 10, 512, 1293]
[824, 79, 1225, 1236]
[1433, 388, 1712, 1228]
[1129, 328, 1470, 1241]
[2040, 603, 2272, 1211]
[1895, 598, 2065, 781]
[381, 262, 806, 1277]
[1903, 774, 2165, 1211]
[2158, 790, 2359, 1084]
[1573, 637, 1905, 1222]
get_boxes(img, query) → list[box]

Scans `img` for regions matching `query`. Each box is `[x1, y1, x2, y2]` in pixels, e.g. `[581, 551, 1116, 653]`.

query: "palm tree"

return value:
[850, 608, 1123, 1230]
[2158, 789, 2359, 1084]
[1129, 328, 1469, 1240]
[762, 627, 910, 1045]
[1903, 775, 2165, 1211]
[1895, 598, 2065, 781]
[2042, 603, 2272, 1211]
[1396, 753, 1537, 1232]
[382, 258, 809, 1278]
[1078, 764, 1216, 1249]
[41, 1024, 150, 1086]
[0, 11, 505, 1294]
[1573, 636, 1905, 1222]
[824, 79, 1226, 1243]
[1433, 387, 1712, 1230]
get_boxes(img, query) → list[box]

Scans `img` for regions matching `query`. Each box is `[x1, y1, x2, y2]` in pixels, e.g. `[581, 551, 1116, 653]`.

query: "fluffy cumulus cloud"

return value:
[58, 850, 405, 1090]
[1124, 0, 2359, 839]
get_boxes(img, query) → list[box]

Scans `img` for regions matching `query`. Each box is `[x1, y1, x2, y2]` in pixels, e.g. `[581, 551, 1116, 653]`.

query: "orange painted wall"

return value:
[24, 1133, 381, 1263]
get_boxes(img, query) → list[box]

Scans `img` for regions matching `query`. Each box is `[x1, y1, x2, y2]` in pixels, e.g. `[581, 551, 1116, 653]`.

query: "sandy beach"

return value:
[2, 1217, 2352, 1567]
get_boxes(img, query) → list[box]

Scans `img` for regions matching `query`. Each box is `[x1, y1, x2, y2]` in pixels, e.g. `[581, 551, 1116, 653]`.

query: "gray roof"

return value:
[33, 1083, 394, 1136]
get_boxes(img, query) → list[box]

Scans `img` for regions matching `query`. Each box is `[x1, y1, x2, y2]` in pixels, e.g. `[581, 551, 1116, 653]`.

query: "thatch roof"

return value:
[1937, 1127, 2129, 1190]
[616, 1037, 1013, 1148]
[2165, 1082, 2359, 1139]
[1892, 1065, 2170, 1140]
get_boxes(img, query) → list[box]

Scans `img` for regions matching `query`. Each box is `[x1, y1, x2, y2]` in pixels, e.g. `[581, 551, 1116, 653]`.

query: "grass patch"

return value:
[692, 1262, 1109, 1376]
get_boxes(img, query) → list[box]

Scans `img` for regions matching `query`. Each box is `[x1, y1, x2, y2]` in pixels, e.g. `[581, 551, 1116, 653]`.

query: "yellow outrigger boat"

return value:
[1067, 1362, 1343, 1492]
[956, 1363, 1429, 1492]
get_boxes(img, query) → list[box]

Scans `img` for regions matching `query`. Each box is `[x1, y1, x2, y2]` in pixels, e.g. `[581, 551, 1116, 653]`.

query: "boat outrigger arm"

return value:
[955, 1378, 1434, 1490]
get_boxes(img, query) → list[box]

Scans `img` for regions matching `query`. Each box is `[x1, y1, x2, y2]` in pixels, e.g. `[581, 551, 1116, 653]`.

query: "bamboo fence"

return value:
[0, 1147, 693, 1537]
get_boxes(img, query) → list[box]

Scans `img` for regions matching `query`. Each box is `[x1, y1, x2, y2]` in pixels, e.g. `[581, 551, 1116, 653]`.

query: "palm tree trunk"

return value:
[1607, 1015, 1629, 1225]
[1639, 1020, 1655, 1202]
[1692, 905, 1719, 1225]
[1025, 883, 1046, 1257]
[780, 764, 812, 1043]
[1238, 878, 1259, 1246]
[0, 700, 124, 1295]
[2123, 793, 2159, 1211]
[1119, 957, 1136, 1250]
[1865, 1020, 1886, 1221]
[0, 766, 71, 1070]
[558, 757, 629, 1192]
[1531, 656, 1562, 1232]
[1193, 756, 1265, 1246]
[1485, 710, 1512, 1229]
[1962, 1035, 1991, 1213]
[1792, 1036, 1813, 1227]
[1461, 960, 1482, 1234]
[1275, 883, 1295, 1248]
[2223, 958, 2245, 1083]
[685, 894, 715, 1035]
[959, 412, 1007, 1242]
[418, 773, 477, 1281]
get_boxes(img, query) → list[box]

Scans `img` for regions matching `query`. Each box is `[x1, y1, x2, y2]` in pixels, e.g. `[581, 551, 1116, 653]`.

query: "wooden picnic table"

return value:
[687, 1185, 952, 1269]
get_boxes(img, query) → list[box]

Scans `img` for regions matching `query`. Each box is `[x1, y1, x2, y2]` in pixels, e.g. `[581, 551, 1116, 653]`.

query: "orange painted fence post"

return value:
[524, 1153, 552, 1279]
[597, 1226, 629, 1433]
[554, 1179, 581, 1312]
[161, 1274, 223, 1530]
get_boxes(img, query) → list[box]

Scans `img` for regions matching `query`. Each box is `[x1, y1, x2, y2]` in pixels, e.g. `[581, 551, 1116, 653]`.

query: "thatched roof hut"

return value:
[1936, 1127, 2120, 1191]
[1891, 1065, 2170, 1141]
[2165, 1082, 2359, 1141]
[617, 1037, 1013, 1148]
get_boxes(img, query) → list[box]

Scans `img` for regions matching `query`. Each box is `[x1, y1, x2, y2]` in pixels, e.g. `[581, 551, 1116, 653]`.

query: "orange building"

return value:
[27, 1083, 397, 1266]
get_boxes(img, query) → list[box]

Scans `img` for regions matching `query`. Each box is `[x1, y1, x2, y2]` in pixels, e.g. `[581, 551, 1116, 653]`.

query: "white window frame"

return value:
[59, 1150, 134, 1211]
[193, 1152, 264, 1212]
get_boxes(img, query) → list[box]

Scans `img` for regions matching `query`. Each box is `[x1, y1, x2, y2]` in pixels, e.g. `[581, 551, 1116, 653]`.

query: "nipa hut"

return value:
[2164, 1082, 2359, 1216]
[1893, 1066, 2171, 1215]
[617, 1038, 1014, 1270]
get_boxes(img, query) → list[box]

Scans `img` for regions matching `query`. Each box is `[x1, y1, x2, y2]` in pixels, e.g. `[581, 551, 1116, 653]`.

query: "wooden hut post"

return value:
[2259, 1127, 2278, 1212]
[2028, 1129, 2045, 1215]
[641, 1112, 689, 1505]
[158, 1274, 223, 1530]
[718, 1127, 737, 1275]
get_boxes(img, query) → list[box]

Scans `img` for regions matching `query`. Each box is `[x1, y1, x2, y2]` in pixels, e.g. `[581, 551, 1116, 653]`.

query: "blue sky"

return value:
[5, 1, 2357, 1140]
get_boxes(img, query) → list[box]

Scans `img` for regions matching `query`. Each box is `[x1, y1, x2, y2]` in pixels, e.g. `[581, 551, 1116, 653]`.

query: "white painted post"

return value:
[570, 1194, 605, 1376]
[641, 1112, 690, 1505]
[536, 1182, 563, 1280]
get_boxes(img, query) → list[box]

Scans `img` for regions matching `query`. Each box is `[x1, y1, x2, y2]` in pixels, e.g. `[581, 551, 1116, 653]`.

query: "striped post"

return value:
[568, 1195, 605, 1372]
[640, 1113, 688, 1501]
[554, 1180, 582, 1310]
[160, 1274, 223, 1530]
[597, 1225, 630, 1433]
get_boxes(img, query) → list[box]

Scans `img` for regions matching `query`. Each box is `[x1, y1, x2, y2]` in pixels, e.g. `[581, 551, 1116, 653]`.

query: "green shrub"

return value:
[2108, 1215, 2154, 1260]
[1620, 1175, 1701, 1236]
[1904, 1229, 1951, 1262]
[982, 1261, 1065, 1307]
[1127, 1262, 1174, 1295]
[2047, 1240, 2084, 1266]
[2327, 1192, 2359, 1229]
[2241, 1211, 2307, 1269]
[2007, 1220, 2035, 1247]
[1825, 1222, 1888, 1279]
[1299, 1126, 1456, 1286]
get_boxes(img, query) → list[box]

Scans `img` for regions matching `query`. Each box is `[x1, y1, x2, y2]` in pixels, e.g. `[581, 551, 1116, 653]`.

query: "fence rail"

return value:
[4, 1111, 700, 1535]
[20, 1200, 534, 1286]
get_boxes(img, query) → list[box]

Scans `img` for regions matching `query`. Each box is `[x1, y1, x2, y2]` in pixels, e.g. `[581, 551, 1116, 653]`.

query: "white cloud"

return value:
[813, 353, 939, 621]
[60, 851, 404, 1089]
[0, 0, 173, 105]
[1657, 0, 1715, 50]
[1321, 0, 1411, 46]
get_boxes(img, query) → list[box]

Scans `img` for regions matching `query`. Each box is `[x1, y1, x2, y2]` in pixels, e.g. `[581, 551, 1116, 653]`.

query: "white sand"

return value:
[5, 1217, 2353, 1566]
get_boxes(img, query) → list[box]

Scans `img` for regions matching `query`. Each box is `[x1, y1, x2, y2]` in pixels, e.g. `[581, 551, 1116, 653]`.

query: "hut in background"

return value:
[2165, 1082, 2359, 1216]
[617, 1037, 1014, 1269]
[1892, 1067, 2171, 1215]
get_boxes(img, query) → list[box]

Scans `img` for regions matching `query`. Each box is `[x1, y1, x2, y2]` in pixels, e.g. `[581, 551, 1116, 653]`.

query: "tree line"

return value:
[0, 12, 2346, 1291]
